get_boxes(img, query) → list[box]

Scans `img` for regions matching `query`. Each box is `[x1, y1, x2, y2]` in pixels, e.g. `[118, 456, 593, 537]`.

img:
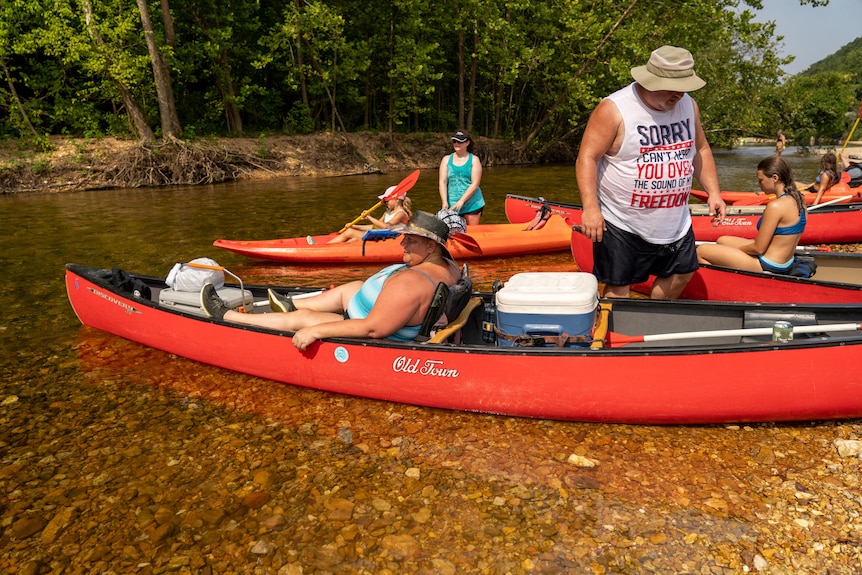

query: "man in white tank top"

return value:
[576, 46, 725, 299]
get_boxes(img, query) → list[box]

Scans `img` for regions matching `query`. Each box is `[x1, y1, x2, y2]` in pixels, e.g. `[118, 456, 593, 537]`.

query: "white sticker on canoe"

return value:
[392, 356, 459, 377]
[720, 217, 754, 227]
[334, 346, 349, 363]
[87, 287, 141, 315]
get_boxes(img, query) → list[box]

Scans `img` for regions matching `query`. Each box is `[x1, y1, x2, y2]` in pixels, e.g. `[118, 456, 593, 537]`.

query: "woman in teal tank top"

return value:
[439, 130, 485, 224]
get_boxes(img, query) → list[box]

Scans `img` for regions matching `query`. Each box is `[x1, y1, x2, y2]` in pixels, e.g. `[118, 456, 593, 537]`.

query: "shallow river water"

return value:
[4, 147, 862, 574]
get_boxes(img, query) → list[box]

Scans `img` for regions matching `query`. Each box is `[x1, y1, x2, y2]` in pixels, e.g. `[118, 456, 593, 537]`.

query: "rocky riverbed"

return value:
[4, 328, 862, 574]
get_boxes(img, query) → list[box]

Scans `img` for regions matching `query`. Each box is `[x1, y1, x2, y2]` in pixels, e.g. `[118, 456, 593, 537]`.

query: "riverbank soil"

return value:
[0, 132, 549, 194]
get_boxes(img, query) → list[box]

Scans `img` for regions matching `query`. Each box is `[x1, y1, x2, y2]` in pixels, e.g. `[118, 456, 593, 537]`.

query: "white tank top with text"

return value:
[597, 83, 696, 243]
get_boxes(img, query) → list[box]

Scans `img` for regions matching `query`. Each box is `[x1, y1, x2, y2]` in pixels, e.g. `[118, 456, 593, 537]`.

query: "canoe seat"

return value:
[742, 310, 819, 341]
[590, 302, 613, 349]
[427, 297, 484, 344]
[417, 282, 450, 340]
[417, 265, 474, 343]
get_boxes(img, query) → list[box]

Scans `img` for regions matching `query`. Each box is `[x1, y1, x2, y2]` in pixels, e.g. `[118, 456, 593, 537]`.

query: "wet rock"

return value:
[380, 534, 420, 559]
[324, 497, 354, 520]
[243, 491, 272, 509]
[834, 439, 862, 457]
[563, 473, 600, 490]
[41, 506, 75, 544]
[260, 514, 286, 531]
[567, 454, 597, 468]
[410, 507, 432, 523]
[11, 516, 46, 540]
[250, 539, 275, 555]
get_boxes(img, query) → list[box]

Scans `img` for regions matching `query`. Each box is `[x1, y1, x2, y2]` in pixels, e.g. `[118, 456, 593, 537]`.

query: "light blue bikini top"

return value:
[756, 193, 806, 236]
[346, 264, 437, 341]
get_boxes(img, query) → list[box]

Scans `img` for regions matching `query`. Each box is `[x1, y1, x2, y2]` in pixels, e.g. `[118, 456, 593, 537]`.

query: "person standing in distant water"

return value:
[576, 45, 725, 299]
[439, 130, 485, 225]
[775, 130, 786, 156]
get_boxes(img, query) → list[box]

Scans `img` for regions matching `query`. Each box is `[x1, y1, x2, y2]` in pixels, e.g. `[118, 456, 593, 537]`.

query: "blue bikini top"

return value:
[756, 193, 806, 235]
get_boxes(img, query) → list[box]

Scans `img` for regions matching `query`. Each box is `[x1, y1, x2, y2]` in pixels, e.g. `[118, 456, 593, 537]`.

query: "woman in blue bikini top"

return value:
[696, 156, 805, 274]
[201, 211, 461, 350]
[798, 152, 838, 206]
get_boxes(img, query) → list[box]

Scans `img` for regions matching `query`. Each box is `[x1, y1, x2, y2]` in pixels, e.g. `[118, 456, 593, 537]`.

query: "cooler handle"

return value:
[523, 324, 564, 336]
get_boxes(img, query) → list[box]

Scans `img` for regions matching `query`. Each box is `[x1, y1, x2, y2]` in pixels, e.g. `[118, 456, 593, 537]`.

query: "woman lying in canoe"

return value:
[696, 156, 806, 275]
[201, 211, 461, 351]
[327, 186, 412, 244]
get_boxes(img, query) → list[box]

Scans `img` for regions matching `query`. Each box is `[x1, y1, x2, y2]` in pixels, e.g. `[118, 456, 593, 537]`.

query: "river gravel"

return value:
[3, 327, 862, 575]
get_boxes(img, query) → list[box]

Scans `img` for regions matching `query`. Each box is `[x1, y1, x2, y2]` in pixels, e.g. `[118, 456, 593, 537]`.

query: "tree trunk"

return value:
[160, 0, 175, 47]
[1, 60, 38, 138]
[136, 0, 182, 140]
[187, 6, 244, 136]
[83, 0, 155, 143]
[218, 46, 243, 136]
[466, 23, 478, 132]
[120, 87, 157, 143]
[295, 0, 309, 107]
[455, 0, 465, 129]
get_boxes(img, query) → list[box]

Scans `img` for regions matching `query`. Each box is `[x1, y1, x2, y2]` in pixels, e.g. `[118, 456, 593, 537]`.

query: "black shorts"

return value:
[460, 207, 483, 217]
[592, 220, 698, 286]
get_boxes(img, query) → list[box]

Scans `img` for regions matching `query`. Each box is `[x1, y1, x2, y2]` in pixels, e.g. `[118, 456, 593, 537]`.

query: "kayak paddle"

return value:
[449, 231, 482, 251]
[338, 169, 420, 233]
[808, 195, 854, 211]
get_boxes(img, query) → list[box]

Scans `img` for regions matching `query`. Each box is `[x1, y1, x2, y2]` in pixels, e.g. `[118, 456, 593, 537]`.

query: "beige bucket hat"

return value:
[631, 45, 705, 92]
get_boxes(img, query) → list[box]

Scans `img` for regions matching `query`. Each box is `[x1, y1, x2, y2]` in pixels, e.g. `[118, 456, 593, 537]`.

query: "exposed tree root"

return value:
[1, 132, 568, 194]
[107, 139, 279, 188]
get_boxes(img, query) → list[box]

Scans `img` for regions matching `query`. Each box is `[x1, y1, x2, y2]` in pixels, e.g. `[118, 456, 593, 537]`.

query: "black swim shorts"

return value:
[592, 220, 698, 286]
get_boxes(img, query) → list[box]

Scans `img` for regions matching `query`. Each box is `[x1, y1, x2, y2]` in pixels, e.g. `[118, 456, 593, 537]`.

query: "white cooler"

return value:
[495, 272, 598, 347]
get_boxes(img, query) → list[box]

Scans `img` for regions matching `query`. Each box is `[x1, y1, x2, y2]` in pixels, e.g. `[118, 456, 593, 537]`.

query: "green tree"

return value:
[768, 71, 857, 147]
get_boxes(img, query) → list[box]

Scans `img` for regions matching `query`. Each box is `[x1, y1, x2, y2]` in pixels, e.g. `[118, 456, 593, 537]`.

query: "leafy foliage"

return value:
[0, 0, 858, 156]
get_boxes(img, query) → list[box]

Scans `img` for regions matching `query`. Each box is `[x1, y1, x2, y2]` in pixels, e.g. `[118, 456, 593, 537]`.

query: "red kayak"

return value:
[689, 184, 862, 206]
[214, 215, 571, 263]
[505, 194, 862, 243]
[570, 225, 862, 303]
[66, 263, 862, 424]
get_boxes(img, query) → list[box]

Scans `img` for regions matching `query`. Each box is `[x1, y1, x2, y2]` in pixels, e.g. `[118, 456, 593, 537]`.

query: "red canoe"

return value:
[66, 263, 862, 424]
[214, 215, 571, 263]
[689, 184, 862, 206]
[570, 225, 862, 303]
[504, 194, 862, 243]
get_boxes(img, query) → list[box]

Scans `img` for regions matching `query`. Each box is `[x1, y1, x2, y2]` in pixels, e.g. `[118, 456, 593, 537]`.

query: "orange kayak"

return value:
[690, 183, 862, 206]
[214, 214, 572, 263]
